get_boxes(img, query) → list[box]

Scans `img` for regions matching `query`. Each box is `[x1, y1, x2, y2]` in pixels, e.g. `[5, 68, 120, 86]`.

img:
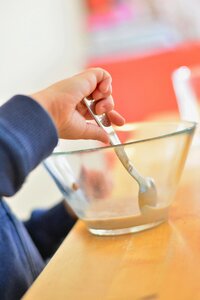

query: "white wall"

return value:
[0, 0, 87, 218]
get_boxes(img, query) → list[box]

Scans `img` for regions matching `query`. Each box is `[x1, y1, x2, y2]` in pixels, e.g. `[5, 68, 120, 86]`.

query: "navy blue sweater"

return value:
[0, 95, 76, 300]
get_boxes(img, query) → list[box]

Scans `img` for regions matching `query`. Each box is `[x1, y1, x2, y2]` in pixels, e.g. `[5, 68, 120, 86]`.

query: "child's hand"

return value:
[79, 167, 113, 199]
[31, 68, 125, 143]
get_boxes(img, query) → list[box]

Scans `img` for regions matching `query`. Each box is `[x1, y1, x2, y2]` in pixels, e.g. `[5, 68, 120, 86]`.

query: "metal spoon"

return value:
[83, 98, 157, 210]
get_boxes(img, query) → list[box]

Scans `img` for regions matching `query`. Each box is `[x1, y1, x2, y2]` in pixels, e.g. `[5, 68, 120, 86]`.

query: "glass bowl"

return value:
[44, 121, 195, 236]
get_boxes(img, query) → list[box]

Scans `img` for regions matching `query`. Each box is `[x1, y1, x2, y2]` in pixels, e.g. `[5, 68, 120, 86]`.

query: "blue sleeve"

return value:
[24, 201, 76, 259]
[0, 95, 76, 259]
[0, 95, 58, 196]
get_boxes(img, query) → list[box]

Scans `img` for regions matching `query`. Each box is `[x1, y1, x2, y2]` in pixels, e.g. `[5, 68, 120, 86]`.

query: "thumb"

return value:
[83, 123, 109, 144]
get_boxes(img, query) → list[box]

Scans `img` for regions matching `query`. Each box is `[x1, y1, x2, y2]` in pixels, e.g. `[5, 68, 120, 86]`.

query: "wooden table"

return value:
[23, 147, 200, 300]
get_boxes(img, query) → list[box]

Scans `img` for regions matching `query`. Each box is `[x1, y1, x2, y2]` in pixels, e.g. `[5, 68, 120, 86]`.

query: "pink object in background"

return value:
[87, 3, 135, 31]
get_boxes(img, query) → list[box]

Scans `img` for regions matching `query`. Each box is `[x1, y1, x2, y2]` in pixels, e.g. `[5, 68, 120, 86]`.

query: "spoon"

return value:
[83, 98, 157, 210]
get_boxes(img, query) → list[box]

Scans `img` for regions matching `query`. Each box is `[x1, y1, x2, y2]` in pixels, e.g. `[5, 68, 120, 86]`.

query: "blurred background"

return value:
[1, 0, 200, 219]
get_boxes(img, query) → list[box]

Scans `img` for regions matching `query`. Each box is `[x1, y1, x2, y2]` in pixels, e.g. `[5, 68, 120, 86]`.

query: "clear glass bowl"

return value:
[44, 121, 195, 236]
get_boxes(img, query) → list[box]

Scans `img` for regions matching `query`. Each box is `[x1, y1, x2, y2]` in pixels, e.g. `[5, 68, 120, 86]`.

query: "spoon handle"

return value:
[83, 98, 146, 186]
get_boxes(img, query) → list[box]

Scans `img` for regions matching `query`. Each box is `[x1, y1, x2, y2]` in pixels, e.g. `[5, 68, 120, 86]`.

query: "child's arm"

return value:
[0, 68, 124, 197]
[23, 201, 77, 260]
[0, 95, 58, 196]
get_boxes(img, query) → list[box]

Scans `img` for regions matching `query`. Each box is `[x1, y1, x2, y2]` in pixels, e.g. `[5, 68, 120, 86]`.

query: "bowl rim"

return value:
[52, 120, 196, 156]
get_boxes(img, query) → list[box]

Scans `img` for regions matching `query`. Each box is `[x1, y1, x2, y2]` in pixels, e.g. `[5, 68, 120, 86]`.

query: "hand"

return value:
[31, 68, 125, 143]
[79, 167, 113, 199]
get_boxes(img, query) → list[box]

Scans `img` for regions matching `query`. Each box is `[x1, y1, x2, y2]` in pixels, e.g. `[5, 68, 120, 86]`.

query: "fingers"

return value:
[107, 110, 126, 126]
[78, 96, 125, 126]
[72, 68, 112, 104]
[69, 68, 124, 124]
[83, 122, 109, 144]
[94, 96, 114, 115]
[77, 95, 115, 118]
[91, 76, 112, 100]
[80, 111, 125, 143]
[98, 76, 112, 93]
[79, 109, 125, 143]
